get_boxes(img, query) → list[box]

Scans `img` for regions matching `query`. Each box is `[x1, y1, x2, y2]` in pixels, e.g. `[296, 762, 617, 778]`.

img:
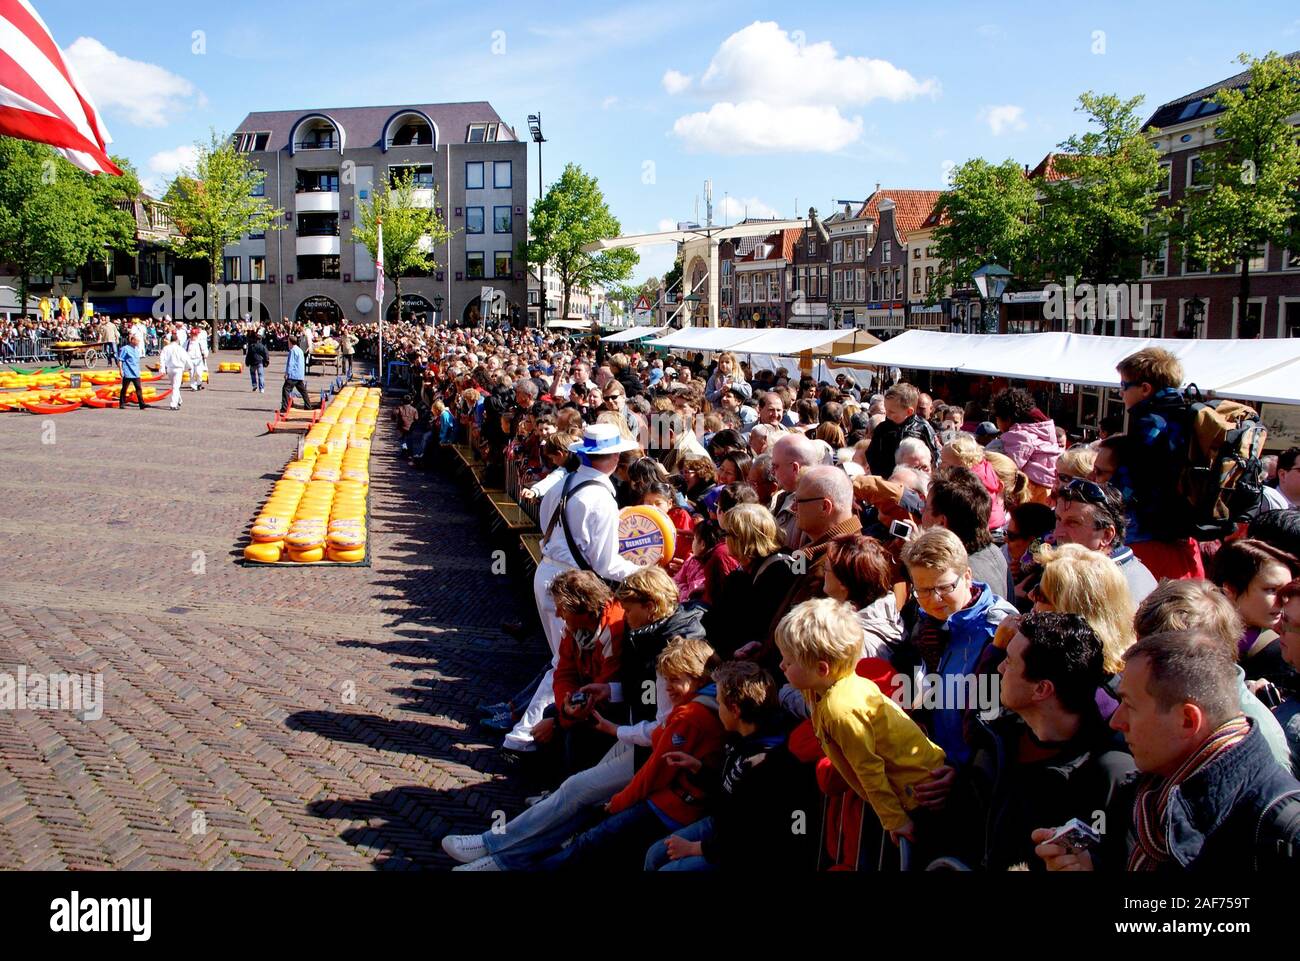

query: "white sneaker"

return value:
[441, 834, 488, 864]
[451, 855, 501, 872]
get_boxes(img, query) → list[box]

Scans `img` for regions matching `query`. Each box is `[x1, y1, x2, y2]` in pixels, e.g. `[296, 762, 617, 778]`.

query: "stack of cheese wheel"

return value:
[286, 478, 332, 563]
[241, 385, 381, 564]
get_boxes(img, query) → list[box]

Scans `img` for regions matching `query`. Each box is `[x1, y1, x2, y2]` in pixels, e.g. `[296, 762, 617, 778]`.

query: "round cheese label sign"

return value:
[618, 506, 676, 568]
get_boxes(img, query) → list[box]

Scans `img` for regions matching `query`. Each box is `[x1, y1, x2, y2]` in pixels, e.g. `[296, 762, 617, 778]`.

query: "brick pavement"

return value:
[0, 352, 540, 869]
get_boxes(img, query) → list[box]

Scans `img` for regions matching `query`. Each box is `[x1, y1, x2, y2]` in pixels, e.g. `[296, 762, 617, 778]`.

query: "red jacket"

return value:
[607, 692, 724, 825]
[552, 601, 624, 727]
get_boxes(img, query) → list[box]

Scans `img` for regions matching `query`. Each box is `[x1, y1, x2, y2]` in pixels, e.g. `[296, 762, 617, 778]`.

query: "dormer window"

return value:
[468, 123, 500, 143]
[233, 132, 270, 152]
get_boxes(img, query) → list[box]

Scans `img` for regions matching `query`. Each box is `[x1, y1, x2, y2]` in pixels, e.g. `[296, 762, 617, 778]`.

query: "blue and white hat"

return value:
[568, 423, 639, 456]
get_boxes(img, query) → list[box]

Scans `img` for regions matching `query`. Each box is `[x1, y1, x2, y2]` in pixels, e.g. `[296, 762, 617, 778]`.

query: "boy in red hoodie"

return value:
[531, 570, 626, 776]
[538, 636, 724, 871]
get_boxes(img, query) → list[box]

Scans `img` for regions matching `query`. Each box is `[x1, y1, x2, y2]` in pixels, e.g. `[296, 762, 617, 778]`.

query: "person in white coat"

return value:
[502, 423, 642, 753]
[186, 327, 205, 390]
[159, 332, 189, 410]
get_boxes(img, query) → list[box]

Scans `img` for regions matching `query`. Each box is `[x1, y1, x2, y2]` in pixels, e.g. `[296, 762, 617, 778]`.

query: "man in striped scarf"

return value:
[1034, 631, 1300, 871]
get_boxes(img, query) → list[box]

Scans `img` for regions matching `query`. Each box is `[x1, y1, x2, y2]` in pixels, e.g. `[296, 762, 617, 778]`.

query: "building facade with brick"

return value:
[226, 102, 527, 330]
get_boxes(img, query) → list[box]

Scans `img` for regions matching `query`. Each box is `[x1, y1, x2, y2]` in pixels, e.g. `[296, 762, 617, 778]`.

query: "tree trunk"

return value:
[561, 278, 570, 326]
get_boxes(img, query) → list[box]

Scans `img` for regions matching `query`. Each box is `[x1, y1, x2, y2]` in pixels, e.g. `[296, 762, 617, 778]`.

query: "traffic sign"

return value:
[634, 294, 651, 312]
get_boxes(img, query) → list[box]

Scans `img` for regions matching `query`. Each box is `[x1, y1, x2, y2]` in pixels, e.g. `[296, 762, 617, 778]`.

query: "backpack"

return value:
[1178, 386, 1268, 541]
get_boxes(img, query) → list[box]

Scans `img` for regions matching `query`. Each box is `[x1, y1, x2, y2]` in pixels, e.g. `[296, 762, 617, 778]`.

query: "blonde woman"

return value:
[1052, 445, 1098, 500]
[1032, 542, 1136, 675]
[940, 434, 1007, 530]
[703, 503, 801, 664]
[985, 450, 1030, 514]
[705, 351, 751, 405]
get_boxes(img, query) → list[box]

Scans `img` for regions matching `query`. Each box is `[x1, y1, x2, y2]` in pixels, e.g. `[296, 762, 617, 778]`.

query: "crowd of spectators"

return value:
[388, 324, 1300, 871]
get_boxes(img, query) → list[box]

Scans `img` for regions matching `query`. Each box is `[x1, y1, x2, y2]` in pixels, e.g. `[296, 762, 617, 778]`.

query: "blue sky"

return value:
[36, 0, 1300, 283]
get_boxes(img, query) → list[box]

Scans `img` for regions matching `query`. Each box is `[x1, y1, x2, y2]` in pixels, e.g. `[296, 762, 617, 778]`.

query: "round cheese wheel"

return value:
[285, 530, 325, 550]
[328, 529, 367, 549]
[618, 506, 676, 568]
[287, 546, 325, 564]
[244, 541, 283, 563]
[327, 546, 367, 563]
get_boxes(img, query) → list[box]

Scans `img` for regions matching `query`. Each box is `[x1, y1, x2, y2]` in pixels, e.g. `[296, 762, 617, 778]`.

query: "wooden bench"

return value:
[486, 490, 535, 531]
[520, 533, 545, 568]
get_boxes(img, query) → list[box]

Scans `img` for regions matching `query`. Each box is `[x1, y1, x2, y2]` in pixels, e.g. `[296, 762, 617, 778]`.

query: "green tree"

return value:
[351, 168, 452, 324]
[0, 137, 139, 321]
[928, 157, 1039, 302]
[662, 253, 683, 294]
[163, 129, 282, 344]
[524, 163, 637, 320]
[1178, 52, 1300, 338]
[1035, 92, 1168, 316]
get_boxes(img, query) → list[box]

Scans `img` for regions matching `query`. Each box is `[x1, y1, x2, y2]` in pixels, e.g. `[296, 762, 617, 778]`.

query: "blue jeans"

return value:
[249, 363, 264, 390]
[104, 342, 117, 363]
[538, 801, 682, 872]
[482, 740, 634, 870]
[644, 816, 715, 872]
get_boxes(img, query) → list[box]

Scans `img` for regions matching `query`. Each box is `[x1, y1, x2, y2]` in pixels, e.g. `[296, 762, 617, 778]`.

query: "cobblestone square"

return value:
[0, 353, 535, 869]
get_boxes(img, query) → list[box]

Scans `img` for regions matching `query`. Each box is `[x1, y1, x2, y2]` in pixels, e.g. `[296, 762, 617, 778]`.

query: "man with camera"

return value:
[950, 612, 1135, 870]
[1033, 630, 1300, 871]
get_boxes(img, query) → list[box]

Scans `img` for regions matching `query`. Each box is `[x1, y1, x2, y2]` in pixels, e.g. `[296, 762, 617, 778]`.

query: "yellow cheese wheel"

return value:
[618, 506, 676, 568]
[327, 545, 366, 563]
[287, 546, 325, 563]
[244, 541, 283, 563]
[285, 530, 325, 550]
[251, 526, 288, 542]
[328, 529, 367, 549]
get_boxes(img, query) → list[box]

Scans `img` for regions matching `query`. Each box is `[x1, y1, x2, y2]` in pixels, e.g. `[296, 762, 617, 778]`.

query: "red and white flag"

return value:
[0, 0, 122, 175]
[374, 217, 385, 313]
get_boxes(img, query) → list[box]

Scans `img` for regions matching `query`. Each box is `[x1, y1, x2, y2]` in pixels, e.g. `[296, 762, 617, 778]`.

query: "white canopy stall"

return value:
[837, 331, 1300, 403]
[601, 325, 667, 343]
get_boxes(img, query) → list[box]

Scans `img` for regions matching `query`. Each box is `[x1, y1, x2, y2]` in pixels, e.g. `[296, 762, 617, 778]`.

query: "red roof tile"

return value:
[1027, 153, 1071, 182]
[855, 189, 943, 241]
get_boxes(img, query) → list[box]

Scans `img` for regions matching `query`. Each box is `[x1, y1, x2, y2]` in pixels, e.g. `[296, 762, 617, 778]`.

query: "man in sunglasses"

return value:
[1053, 478, 1157, 604]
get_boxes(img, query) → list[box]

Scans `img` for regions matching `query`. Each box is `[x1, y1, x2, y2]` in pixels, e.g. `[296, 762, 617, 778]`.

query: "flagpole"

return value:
[376, 215, 384, 384]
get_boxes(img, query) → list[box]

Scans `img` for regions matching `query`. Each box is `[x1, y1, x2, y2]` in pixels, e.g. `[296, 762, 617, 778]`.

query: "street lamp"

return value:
[681, 293, 701, 329]
[972, 263, 1012, 335]
[527, 113, 546, 202]
[433, 292, 444, 328]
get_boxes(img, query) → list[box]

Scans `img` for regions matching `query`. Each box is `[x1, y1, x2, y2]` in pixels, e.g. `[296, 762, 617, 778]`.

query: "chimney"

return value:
[843, 203, 851, 216]
[875, 182, 880, 194]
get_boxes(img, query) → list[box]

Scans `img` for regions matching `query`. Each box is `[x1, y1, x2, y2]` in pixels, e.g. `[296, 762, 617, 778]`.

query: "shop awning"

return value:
[836, 330, 1300, 403]
[602, 325, 667, 343]
[730, 327, 880, 357]
[643, 327, 766, 351]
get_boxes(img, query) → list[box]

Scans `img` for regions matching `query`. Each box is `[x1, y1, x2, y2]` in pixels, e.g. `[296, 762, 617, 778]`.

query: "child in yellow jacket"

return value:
[777, 597, 945, 843]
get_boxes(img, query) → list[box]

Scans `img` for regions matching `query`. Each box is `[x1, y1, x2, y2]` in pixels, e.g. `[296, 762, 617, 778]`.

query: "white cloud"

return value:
[144, 144, 198, 194]
[718, 196, 779, 221]
[698, 22, 938, 105]
[673, 101, 863, 155]
[980, 104, 1027, 136]
[657, 218, 678, 232]
[602, 95, 619, 109]
[662, 69, 693, 94]
[669, 22, 936, 155]
[63, 37, 202, 128]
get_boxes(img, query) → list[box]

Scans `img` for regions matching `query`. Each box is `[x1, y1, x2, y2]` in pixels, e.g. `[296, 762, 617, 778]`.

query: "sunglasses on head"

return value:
[1062, 477, 1109, 504]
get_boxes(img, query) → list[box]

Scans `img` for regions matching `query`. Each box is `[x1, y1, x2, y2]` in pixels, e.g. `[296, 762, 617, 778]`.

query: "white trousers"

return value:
[168, 371, 184, 407]
[503, 557, 570, 750]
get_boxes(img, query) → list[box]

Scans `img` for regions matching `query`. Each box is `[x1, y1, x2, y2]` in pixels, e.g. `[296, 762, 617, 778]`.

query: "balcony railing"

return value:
[297, 224, 340, 237]
[295, 139, 337, 150]
[295, 182, 339, 193]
